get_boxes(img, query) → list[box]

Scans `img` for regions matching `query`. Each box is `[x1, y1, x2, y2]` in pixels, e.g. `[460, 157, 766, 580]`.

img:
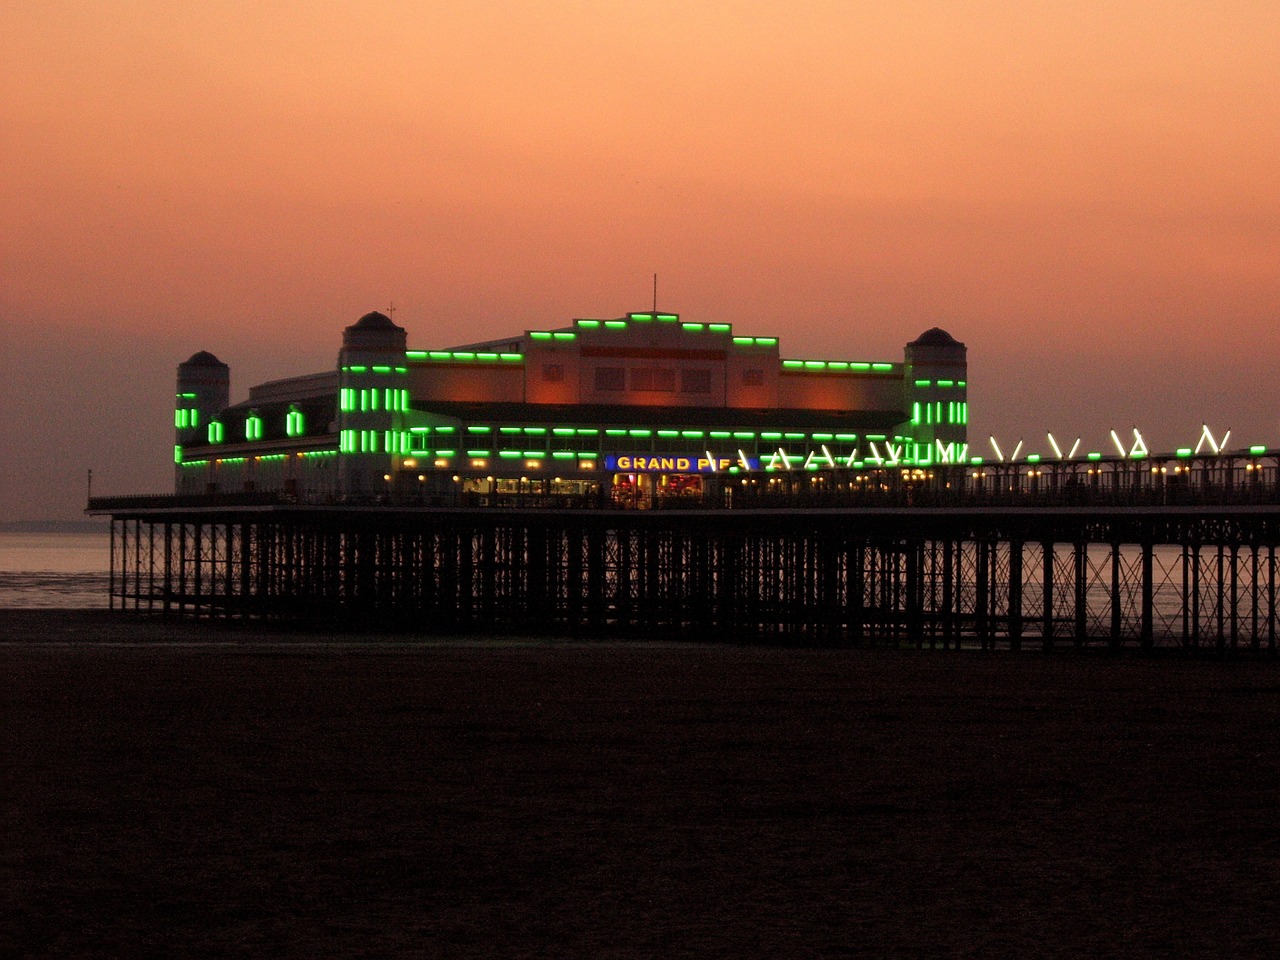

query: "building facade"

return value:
[175, 310, 968, 504]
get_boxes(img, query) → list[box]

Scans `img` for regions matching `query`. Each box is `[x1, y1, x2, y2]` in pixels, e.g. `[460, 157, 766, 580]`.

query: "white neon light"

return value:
[819, 445, 837, 468]
[1130, 428, 1148, 458]
[1047, 432, 1064, 460]
[1068, 437, 1081, 459]
[866, 441, 885, 466]
[738, 448, 753, 470]
[1110, 430, 1126, 457]
[704, 450, 718, 472]
[1010, 440, 1023, 462]
[1196, 424, 1229, 456]
[989, 436, 1005, 462]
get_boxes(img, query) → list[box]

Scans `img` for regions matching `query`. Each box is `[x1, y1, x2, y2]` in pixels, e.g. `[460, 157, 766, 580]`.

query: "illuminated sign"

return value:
[605, 454, 760, 473]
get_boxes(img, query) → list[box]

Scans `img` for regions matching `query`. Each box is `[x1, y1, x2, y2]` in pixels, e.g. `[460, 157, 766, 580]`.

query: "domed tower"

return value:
[175, 351, 230, 476]
[904, 328, 968, 460]
[337, 311, 409, 494]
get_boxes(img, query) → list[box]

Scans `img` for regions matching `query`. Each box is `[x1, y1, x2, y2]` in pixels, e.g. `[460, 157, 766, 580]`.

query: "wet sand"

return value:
[3, 610, 1279, 958]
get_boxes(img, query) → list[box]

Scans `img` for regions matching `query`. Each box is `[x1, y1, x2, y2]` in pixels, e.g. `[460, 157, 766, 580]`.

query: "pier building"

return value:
[174, 310, 967, 505]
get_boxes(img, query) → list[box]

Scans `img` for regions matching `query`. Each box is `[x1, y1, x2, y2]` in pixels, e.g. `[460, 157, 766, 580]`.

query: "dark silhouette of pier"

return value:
[89, 452, 1280, 651]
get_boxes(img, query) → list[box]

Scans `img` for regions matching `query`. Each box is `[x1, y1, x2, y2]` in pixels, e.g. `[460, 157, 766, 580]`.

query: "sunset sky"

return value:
[3, 1, 1278, 520]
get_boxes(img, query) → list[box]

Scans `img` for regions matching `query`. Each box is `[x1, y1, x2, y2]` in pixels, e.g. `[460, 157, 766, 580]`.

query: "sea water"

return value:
[0, 531, 112, 608]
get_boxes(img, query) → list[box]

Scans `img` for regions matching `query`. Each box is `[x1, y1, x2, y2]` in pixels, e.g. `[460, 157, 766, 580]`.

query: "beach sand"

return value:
[3, 610, 1279, 958]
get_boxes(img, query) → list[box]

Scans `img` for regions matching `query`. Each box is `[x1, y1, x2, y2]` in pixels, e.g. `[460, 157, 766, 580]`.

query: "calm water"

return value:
[0, 531, 112, 609]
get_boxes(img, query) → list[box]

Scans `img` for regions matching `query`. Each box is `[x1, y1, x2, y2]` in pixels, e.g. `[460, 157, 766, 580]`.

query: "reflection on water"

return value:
[0, 532, 111, 609]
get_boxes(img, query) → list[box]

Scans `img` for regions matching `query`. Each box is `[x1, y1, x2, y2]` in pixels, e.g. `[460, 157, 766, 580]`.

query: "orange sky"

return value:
[3, 1, 1279, 519]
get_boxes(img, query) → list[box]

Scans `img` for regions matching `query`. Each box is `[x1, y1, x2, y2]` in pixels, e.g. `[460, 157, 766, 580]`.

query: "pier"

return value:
[90, 451, 1280, 651]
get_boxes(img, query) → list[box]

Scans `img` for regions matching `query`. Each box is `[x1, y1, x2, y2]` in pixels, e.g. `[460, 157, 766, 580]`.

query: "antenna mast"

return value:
[652, 274, 658, 312]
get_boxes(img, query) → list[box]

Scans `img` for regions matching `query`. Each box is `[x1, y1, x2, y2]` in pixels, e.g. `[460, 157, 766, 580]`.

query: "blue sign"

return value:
[604, 453, 759, 473]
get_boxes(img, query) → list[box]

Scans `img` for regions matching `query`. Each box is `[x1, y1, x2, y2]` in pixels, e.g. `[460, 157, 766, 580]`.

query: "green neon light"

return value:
[732, 337, 754, 345]
[709, 324, 730, 332]
[915, 379, 931, 387]
[523, 451, 542, 458]
[553, 428, 574, 436]
[605, 429, 626, 437]
[1176, 448, 1193, 457]
[709, 431, 731, 439]
[872, 363, 893, 371]
[501, 353, 523, 362]
[219, 457, 246, 464]
[575, 428, 599, 436]
[866, 434, 886, 441]
[467, 450, 489, 458]
[827, 362, 848, 371]
[435, 450, 455, 457]
[177, 392, 197, 399]
[435, 426, 454, 433]
[578, 452, 598, 459]
[628, 429, 652, 438]
[523, 427, 546, 435]
[681, 430, 704, 438]
[782, 360, 803, 369]
[577, 320, 601, 328]
[812, 433, 833, 441]
[804, 361, 824, 370]
[500, 426, 521, 434]
[552, 332, 575, 341]
[681, 323, 704, 332]
[530, 331, 552, 340]
[1026, 454, 1041, 463]
[174, 445, 182, 463]
[552, 451, 574, 459]
[755, 338, 777, 346]
[761, 432, 782, 440]
[348, 365, 367, 373]
[453, 352, 475, 361]
[784, 432, 804, 440]
[850, 362, 870, 371]
[836, 433, 858, 441]
[467, 425, 491, 433]
[658, 430, 679, 438]
[629, 313, 654, 322]
[604, 321, 626, 329]
[1087, 452, 1103, 461]
[499, 451, 521, 459]
[208, 422, 223, 444]
[733, 431, 755, 439]
[938, 380, 954, 387]
[372, 365, 391, 373]
[406, 351, 427, 359]
[1250, 445, 1267, 455]
[181, 460, 207, 468]
[656, 314, 678, 322]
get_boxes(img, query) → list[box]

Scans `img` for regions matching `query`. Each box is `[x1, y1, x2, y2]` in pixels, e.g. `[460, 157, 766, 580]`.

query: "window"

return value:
[594, 366, 625, 391]
[542, 363, 564, 382]
[742, 369, 764, 386]
[681, 369, 712, 394]
[631, 367, 676, 392]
